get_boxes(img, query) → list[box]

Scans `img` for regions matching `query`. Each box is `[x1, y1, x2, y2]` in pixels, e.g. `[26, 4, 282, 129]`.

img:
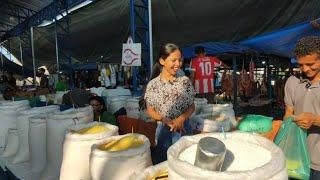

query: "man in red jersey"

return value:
[190, 46, 227, 103]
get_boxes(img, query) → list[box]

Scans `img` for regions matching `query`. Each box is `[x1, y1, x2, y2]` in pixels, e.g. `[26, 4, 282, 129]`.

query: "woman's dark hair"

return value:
[89, 96, 107, 112]
[159, 43, 180, 61]
[150, 43, 180, 80]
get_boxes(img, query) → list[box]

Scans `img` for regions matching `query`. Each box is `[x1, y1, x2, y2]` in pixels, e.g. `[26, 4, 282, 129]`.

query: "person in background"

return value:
[0, 75, 16, 100]
[38, 68, 49, 88]
[144, 43, 195, 164]
[190, 46, 227, 103]
[89, 96, 117, 126]
[55, 74, 68, 91]
[7, 72, 16, 89]
[284, 36, 320, 180]
[62, 85, 92, 108]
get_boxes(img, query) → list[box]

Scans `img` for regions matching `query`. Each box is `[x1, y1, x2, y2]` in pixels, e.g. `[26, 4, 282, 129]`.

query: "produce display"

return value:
[99, 135, 144, 151]
[72, 125, 110, 134]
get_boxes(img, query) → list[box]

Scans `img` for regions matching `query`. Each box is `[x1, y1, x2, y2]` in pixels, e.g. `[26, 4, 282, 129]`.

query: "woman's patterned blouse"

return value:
[144, 75, 195, 120]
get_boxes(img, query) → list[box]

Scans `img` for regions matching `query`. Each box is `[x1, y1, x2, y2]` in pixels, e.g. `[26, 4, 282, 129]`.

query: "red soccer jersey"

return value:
[190, 56, 221, 94]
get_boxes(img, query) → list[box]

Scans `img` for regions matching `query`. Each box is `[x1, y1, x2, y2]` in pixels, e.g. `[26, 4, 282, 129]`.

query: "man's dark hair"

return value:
[195, 46, 205, 55]
[294, 36, 320, 58]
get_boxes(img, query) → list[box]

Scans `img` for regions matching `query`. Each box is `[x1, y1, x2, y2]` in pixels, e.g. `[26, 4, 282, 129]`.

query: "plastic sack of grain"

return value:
[12, 105, 59, 164]
[90, 87, 106, 96]
[0, 128, 19, 170]
[54, 91, 68, 104]
[167, 132, 288, 180]
[202, 103, 237, 127]
[194, 98, 208, 114]
[189, 113, 231, 133]
[102, 87, 131, 111]
[40, 106, 93, 180]
[59, 122, 118, 180]
[107, 96, 127, 114]
[0, 128, 19, 158]
[125, 97, 140, 119]
[0, 100, 30, 148]
[102, 86, 131, 98]
[90, 133, 152, 180]
[29, 115, 48, 180]
[130, 161, 168, 180]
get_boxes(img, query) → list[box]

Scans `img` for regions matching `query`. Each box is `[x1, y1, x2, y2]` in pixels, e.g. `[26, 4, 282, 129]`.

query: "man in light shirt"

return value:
[284, 36, 320, 180]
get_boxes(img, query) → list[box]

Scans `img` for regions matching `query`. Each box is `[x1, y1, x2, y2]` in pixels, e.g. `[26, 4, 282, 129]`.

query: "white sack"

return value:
[59, 122, 118, 180]
[0, 100, 30, 148]
[12, 105, 59, 164]
[90, 134, 152, 180]
[125, 97, 140, 119]
[130, 161, 168, 180]
[40, 106, 93, 180]
[167, 132, 287, 180]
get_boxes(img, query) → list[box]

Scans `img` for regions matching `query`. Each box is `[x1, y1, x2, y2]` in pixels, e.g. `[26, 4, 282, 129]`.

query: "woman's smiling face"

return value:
[160, 50, 182, 76]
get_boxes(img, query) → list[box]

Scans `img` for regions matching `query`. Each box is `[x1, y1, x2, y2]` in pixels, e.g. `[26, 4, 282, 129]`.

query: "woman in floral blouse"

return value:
[144, 43, 195, 163]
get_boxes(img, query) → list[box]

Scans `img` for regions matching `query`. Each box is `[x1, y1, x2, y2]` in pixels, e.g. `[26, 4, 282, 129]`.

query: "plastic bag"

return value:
[274, 118, 310, 180]
[238, 114, 273, 133]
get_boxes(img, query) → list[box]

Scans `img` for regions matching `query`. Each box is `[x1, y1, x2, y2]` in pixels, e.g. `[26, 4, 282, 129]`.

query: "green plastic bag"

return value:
[274, 118, 310, 180]
[238, 114, 273, 133]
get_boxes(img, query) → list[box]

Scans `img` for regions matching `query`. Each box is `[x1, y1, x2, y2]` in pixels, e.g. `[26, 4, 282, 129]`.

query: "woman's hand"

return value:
[167, 116, 186, 133]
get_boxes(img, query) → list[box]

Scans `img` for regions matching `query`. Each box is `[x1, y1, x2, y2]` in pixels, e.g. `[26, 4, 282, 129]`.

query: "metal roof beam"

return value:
[2, 0, 36, 20]
[5, 1, 37, 14]
[1, 0, 94, 42]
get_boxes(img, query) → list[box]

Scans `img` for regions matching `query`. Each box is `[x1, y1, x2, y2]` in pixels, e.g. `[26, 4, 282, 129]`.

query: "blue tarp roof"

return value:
[239, 20, 320, 58]
[182, 42, 253, 59]
[182, 20, 320, 60]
